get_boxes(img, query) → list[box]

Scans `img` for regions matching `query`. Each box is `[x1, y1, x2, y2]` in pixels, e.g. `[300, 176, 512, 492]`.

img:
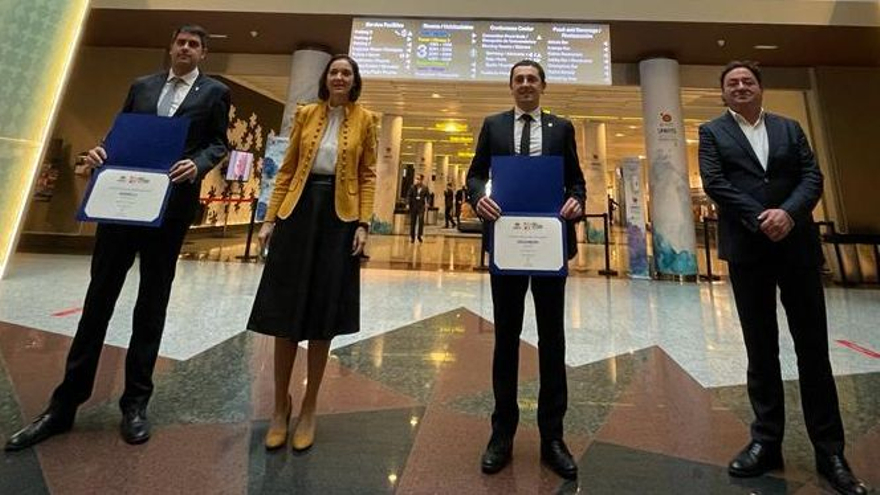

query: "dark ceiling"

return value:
[83, 9, 880, 67]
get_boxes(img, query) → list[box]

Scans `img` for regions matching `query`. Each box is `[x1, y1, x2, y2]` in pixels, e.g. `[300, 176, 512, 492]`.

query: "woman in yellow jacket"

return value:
[248, 54, 377, 451]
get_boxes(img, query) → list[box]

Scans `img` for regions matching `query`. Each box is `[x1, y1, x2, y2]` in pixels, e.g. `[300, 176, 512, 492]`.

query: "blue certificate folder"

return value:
[490, 155, 564, 214]
[76, 113, 190, 226]
[488, 156, 567, 276]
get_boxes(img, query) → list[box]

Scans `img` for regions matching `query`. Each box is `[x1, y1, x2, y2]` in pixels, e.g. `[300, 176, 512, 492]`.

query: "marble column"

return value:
[583, 121, 609, 243]
[372, 114, 403, 234]
[639, 58, 698, 278]
[437, 155, 451, 188]
[280, 49, 332, 137]
[416, 142, 434, 206]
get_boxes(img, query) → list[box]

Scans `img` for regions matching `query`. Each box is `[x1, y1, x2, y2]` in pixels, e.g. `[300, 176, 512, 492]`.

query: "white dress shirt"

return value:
[157, 68, 199, 117]
[514, 106, 543, 157]
[729, 108, 769, 170]
[311, 105, 344, 175]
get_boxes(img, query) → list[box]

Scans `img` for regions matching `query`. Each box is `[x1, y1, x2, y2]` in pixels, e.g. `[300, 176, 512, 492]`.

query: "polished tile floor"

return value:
[1, 247, 878, 494]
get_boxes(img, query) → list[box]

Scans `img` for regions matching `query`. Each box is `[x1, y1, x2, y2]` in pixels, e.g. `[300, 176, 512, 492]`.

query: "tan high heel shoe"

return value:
[291, 409, 316, 452]
[264, 396, 292, 450]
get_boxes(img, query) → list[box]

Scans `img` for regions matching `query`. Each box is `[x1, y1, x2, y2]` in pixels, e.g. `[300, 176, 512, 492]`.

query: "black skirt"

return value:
[248, 175, 360, 341]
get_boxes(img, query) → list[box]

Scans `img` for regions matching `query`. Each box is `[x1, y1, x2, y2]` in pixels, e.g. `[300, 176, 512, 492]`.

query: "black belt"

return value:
[307, 174, 335, 184]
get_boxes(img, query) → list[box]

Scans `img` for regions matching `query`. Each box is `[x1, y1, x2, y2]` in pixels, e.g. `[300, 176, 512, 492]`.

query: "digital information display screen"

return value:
[350, 18, 611, 85]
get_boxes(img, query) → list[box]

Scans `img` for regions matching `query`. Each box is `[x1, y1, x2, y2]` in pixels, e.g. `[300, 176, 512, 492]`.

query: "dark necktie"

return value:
[519, 114, 533, 156]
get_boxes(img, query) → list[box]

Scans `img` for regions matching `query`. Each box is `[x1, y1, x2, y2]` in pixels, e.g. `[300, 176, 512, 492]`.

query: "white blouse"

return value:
[310, 105, 344, 175]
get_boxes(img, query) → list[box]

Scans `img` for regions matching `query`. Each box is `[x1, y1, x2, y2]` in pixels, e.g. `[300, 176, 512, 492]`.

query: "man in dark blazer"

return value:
[407, 173, 429, 242]
[467, 60, 585, 480]
[699, 61, 866, 495]
[443, 182, 456, 228]
[5, 25, 230, 451]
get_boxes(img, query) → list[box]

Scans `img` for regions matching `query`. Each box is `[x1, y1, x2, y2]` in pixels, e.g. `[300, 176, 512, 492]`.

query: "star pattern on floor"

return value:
[1, 309, 877, 493]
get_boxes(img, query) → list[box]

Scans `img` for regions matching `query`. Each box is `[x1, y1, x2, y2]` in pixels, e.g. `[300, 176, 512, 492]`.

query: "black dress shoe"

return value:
[728, 441, 783, 477]
[481, 434, 513, 474]
[817, 454, 869, 495]
[541, 439, 578, 480]
[4, 408, 75, 451]
[120, 409, 151, 445]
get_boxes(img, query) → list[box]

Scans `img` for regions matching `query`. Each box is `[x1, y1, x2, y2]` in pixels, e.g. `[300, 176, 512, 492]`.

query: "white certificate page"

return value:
[493, 216, 565, 272]
[84, 168, 170, 223]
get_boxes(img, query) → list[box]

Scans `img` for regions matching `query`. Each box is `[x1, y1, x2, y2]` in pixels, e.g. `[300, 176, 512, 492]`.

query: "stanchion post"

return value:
[236, 197, 259, 263]
[699, 216, 720, 281]
[597, 213, 618, 277]
[474, 221, 489, 272]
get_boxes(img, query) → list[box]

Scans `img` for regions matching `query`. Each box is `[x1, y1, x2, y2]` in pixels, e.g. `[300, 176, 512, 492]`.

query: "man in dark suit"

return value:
[467, 60, 585, 480]
[699, 61, 866, 495]
[5, 25, 230, 451]
[455, 185, 466, 225]
[443, 182, 456, 228]
[407, 173, 429, 242]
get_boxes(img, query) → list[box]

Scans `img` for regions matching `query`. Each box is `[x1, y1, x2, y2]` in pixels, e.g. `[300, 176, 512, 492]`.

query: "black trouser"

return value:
[409, 208, 425, 240]
[51, 218, 191, 413]
[444, 206, 455, 227]
[728, 261, 845, 457]
[490, 274, 567, 442]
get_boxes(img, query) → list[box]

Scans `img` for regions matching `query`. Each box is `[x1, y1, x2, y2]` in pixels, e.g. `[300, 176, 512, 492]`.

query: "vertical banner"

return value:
[622, 157, 649, 278]
[256, 136, 288, 221]
[639, 58, 698, 277]
[372, 114, 402, 234]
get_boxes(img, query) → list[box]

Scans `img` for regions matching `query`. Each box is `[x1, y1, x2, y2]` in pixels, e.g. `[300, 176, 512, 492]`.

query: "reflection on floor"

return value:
[1, 309, 878, 494]
[178, 224, 730, 278]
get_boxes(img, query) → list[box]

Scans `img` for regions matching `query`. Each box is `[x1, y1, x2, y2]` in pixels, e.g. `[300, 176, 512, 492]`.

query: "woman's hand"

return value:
[351, 226, 369, 256]
[258, 222, 275, 249]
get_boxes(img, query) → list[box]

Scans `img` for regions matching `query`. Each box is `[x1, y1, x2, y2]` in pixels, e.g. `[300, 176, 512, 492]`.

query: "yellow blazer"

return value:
[264, 102, 378, 225]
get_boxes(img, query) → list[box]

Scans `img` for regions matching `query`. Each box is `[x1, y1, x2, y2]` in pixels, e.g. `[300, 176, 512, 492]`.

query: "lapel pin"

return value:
[195, 86, 200, 92]
[548, 122, 554, 127]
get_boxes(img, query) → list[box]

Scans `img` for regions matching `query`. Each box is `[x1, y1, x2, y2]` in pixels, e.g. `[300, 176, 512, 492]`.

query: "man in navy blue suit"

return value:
[5, 25, 230, 451]
[699, 61, 867, 495]
[467, 60, 585, 480]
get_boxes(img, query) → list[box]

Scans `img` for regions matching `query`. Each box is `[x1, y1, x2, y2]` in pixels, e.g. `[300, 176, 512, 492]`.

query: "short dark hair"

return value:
[509, 60, 546, 86]
[172, 25, 208, 50]
[318, 54, 363, 103]
[720, 60, 762, 88]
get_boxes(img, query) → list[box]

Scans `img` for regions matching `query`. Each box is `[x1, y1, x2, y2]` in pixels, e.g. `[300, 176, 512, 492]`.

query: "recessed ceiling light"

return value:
[208, 34, 228, 39]
[628, 125, 638, 130]
[754, 44, 778, 50]
[250, 30, 259, 38]
[431, 93, 441, 98]
[615, 133, 625, 137]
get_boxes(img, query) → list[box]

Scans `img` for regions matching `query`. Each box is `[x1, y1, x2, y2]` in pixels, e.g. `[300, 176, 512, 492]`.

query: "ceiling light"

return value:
[628, 125, 638, 130]
[208, 34, 228, 39]
[431, 93, 441, 98]
[615, 133, 625, 137]
[249, 30, 259, 38]
[754, 44, 778, 50]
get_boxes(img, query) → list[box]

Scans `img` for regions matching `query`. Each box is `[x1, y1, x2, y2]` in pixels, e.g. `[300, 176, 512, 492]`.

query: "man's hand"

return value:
[169, 159, 198, 183]
[84, 146, 107, 169]
[476, 196, 502, 221]
[559, 197, 583, 220]
[351, 226, 369, 256]
[758, 209, 794, 242]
